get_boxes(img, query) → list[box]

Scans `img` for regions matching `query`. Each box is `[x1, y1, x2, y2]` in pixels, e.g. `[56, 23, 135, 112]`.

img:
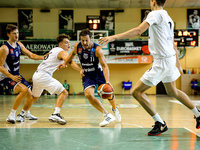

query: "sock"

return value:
[11, 109, 16, 114]
[20, 109, 26, 116]
[152, 113, 164, 124]
[53, 107, 61, 114]
[191, 107, 200, 118]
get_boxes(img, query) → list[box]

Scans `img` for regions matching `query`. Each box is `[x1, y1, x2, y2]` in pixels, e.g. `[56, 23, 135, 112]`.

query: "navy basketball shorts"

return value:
[82, 73, 106, 91]
[0, 75, 31, 91]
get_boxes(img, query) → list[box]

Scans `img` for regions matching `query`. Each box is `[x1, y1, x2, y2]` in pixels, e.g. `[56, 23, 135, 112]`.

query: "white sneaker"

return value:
[16, 114, 25, 122]
[112, 107, 121, 122]
[49, 113, 67, 125]
[6, 113, 15, 124]
[25, 111, 38, 120]
[99, 113, 115, 127]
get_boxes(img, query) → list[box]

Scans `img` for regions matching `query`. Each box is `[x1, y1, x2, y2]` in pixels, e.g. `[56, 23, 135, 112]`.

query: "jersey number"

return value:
[168, 22, 172, 30]
[44, 52, 52, 60]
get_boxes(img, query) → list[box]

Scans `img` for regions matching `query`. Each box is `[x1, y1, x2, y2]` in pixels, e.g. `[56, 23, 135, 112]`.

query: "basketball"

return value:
[97, 84, 113, 99]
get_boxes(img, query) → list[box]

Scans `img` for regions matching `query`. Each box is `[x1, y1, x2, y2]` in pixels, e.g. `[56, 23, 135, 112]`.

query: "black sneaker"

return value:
[148, 121, 168, 136]
[194, 116, 200, 129]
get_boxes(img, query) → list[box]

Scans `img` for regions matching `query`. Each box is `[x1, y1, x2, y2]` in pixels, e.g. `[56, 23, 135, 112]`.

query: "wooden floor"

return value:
[0, 94, 200, 149]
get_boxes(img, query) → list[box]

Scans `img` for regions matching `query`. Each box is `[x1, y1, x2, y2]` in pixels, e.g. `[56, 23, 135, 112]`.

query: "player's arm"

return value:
[96, 46, 110, 83]
[58, 43, 78, 68]
[173, 41, 183, 75]
[18, 42, 44, 60]
[0, 45, 21, 82]
[99, 21, 150, 45]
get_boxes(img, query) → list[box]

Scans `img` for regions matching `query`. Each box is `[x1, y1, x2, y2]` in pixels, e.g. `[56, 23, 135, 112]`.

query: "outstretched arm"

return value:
[99, 21, 150, 45]
[18, 42, 44, 60]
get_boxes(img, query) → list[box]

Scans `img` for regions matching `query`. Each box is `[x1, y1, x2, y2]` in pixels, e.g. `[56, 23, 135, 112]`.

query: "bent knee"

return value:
[132, 89, 142, 99]
[167, 90, 178, 97]
[85, 93, 94, 100]
[61, 89, 68, 97]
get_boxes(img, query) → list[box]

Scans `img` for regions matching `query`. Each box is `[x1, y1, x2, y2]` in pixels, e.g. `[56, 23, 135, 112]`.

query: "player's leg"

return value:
[16, 77, 38, 121]
[98, 73, 121, 122]
[6, 83, 29, 123]
[164, 81, 200, 129]
[107, 94, 121, 122]
[85, 87, 115, 127]
[85, 87, 108, 113]
[46, 78, 68, 125]
[132, 80, 168, 136]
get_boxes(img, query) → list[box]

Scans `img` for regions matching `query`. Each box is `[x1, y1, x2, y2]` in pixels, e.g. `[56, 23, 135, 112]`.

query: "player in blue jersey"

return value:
[59, 29, 121, 127]
[0, 24, 45, 124]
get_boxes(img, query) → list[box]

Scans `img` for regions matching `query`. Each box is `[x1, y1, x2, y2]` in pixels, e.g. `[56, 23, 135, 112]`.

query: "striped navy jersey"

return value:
[77, 42, 103, 75]
[4, 41, 21, 75]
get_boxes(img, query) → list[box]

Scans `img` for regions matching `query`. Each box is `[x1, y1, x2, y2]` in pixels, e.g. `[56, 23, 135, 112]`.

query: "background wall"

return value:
[0, 7, 200, 94]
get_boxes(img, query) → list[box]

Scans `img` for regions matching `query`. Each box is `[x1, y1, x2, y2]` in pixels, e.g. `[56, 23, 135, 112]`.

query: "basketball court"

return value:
[0, 94, 200, 149]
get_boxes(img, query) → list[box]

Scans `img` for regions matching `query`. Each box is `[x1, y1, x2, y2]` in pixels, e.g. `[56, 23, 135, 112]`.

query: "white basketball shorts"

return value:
[32, 71, 65, 97]
[140, 55, 180, 87]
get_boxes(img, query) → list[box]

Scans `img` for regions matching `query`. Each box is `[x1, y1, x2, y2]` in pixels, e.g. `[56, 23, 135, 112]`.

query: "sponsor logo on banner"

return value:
[138, 56, 152, 63]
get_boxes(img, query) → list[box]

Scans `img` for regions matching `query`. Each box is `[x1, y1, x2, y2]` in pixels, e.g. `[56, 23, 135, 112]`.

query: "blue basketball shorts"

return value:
[0, 75, 31, 91]
[82, 72, 106, 91]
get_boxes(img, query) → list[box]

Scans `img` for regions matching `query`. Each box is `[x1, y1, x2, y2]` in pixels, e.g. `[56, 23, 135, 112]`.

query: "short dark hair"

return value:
[6, 24, 18, 34]
[79, 29, 92, 38]
[155, 0, 166, 6]
[56, 34, 70, 44]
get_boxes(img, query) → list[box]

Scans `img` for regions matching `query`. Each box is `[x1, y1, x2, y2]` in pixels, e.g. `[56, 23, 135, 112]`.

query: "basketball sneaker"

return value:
[16, 114, 25, 122]
[148, 121, 168, 136]
[112, 107, 121, 122]
[99, 113, 116, 127]
[6, 113, 15, 124]
[25, 111, 38, 120]
[49, 113, 67, 125]
[194, 116, 200, 129]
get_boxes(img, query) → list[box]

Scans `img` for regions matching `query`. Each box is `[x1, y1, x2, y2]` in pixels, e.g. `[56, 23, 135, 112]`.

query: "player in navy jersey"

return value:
[99, 0, 200, 136]
[0, 24, 45, 124]
[59, 29, 121, 127]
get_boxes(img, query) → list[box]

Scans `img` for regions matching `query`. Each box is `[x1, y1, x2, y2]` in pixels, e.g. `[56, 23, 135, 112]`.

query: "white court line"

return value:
[121, 123, 143, 128]
[184, 127, 200, 137]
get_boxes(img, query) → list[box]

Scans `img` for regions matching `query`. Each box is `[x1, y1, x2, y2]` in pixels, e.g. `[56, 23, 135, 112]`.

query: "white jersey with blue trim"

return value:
[37, 47, 64, 76]
[145, 10, 175, 58]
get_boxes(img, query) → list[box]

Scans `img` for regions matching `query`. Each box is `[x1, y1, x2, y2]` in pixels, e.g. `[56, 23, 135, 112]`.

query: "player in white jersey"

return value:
[99, 0, 200, 136]
[18, 34, 81, 125]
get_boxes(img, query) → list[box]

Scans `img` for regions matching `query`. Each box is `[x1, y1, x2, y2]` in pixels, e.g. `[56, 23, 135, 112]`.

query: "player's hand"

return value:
[98, 36, 115, 46]
[57, 63, 67, 70]
[11, 75, 22, 82]
[80, 69, 85, 77]
[106, 81, 114, 89]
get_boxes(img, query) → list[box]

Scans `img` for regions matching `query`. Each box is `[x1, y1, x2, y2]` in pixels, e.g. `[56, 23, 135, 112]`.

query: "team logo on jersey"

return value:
[16, 51, 19, 57]
[10, 81, 16, 86]
[10, 49, 14, 54]
[78, 48, 82, 53]
[83, 53, 88, 59]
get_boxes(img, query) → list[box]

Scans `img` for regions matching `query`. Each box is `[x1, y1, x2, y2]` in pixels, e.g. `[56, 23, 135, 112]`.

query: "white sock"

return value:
[152, 113, 164, 124]
[11, 109, 16, 114]
[20, 109, 26, 116]
[53, 107, 61, 114]
[191, 107, 200, 118]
